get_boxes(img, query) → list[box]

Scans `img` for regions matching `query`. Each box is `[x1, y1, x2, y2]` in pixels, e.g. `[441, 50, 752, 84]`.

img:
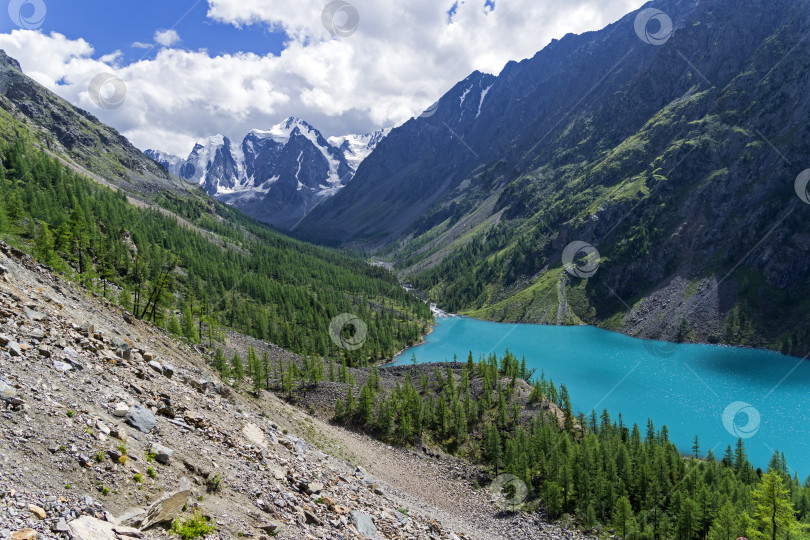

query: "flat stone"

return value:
[53, 518, 70, 533]
[63, 347, 78, 359]
[147, 360, 163, 374]
[242, 423, 268, 449]
[10, 529, 37, 540]
[7, 342, 22, 357]
[28, 504, 46, 519]
[142, 352, 154, 362]
[305, 482, 324, 495]
[161, 364, 174, 378]
[53, 360, 72, 373]
[351, 511, 378, 539]
[0, 379, 16, 401]
[67, 515, 142, 539]
[304, 509, 322, 526]
[112, 403, 129, 417]
[0, 333, 10, 345]
[259, 521, 283, 534]
[150, 442, 173, 464]
[125, 404, 156, 433]
[28, 328, 45, 339]
[138, 489, 191, 529]
[23, 307, 45, 321]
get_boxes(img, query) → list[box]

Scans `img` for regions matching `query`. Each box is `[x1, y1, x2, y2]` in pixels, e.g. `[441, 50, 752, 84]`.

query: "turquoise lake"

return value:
[394, 317, 810, 477]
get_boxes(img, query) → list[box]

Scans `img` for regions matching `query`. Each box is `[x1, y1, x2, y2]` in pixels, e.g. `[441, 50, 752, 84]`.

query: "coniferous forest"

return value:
[0, 135, 432, 362]
[329, 352, 810, 540]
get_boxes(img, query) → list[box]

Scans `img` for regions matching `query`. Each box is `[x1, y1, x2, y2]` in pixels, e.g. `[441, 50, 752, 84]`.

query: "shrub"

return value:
[171, 509, 216, 539]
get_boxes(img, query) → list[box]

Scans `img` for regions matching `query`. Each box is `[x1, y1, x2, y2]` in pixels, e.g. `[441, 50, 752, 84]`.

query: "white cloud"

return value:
[132, 41, 152, 49]
[0, 0, 646, 157]
[154, 29, 181, 47]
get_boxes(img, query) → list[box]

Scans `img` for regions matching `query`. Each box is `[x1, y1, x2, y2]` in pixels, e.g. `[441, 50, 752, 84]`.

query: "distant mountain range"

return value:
[145, 120, 390, 229]
[294, 0, 810, 356]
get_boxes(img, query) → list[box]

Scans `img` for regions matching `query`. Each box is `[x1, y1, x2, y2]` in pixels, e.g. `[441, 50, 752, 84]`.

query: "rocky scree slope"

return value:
[0, 244, 591, 540]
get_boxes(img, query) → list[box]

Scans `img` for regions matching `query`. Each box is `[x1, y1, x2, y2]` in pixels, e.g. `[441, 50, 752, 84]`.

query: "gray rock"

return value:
[7, 342, 22, 357]
[67, 515, 142, 539]
[53, 360, 72, 373]
[28, 328, 45, 339]
[112, 403, 129, 417]
[150, 443, 173, 464]
[351, 511, 378, 539]
[161, 364, 175, 378]
[23, 306, 45, 321]
[147, 360, 163, 375]
[125, 404, 156, 433]
[138, 489, 190, 529]
[63, 347, 78, 359]
[0, 379, 15, 401]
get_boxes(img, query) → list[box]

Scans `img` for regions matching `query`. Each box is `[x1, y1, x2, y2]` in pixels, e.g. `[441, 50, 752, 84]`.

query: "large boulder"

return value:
[66, 516, 141, 539]
[351, 511, 379, 539]
[125, 404, 156, 433]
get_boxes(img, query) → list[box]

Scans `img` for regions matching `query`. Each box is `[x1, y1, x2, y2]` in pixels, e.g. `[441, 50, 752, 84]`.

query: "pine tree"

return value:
[750, 471, 798, 540]
[709, 501, 740, 540]
[613, 496, 635, 539]
[231, 352, 244, 384]
[181, 302, 198, 342]
[213, 347, 228, 375]
[168, 311, 182, 336]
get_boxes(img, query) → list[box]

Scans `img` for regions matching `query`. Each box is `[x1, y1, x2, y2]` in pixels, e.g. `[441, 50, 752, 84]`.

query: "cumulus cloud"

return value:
[154, 29, 181, 47]
[0, 0, 645, 156]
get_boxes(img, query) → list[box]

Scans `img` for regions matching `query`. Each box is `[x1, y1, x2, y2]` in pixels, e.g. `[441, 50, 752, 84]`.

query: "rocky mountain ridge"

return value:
[146, 121, 390, 230]
[295, 0, 810, 355]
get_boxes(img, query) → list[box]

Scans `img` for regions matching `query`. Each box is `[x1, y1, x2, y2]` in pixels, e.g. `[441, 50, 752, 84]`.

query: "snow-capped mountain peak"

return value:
[328, 128, 391, 171]
[145, 119, 391, 230]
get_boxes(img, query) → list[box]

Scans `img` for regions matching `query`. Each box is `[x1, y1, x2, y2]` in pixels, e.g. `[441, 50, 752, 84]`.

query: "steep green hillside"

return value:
[357, 0, 810, 356]
[0, 53, 432, 362]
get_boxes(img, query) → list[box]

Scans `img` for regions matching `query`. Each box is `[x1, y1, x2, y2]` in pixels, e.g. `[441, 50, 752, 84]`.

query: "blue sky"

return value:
[0, 0, 645, 155]
[0, 0, 288, 62]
